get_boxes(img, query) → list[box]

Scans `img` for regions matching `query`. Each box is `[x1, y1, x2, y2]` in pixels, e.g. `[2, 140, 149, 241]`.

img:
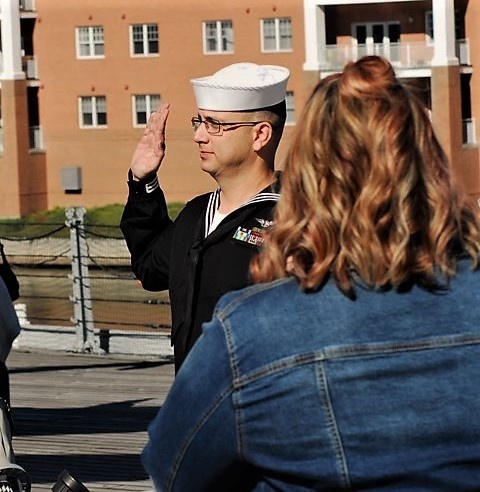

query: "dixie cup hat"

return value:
[191, 62, 290, 111]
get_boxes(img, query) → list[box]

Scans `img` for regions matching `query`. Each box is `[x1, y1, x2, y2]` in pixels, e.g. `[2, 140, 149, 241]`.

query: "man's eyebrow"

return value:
[203, 115, 220, 123]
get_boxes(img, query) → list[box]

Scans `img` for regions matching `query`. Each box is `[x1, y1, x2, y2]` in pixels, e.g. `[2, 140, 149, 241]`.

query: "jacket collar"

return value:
[203, 173, 281, 238]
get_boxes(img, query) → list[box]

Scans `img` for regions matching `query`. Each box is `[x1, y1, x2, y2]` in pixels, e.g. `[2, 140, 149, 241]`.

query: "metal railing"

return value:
[1, 208, 173, 359]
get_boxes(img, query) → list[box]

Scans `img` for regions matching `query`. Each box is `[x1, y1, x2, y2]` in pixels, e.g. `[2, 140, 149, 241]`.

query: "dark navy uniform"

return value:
[121, 173, 280, 370]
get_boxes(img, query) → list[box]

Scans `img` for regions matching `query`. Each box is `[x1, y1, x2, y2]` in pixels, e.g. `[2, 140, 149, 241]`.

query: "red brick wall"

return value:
[32, 0, 304, 209]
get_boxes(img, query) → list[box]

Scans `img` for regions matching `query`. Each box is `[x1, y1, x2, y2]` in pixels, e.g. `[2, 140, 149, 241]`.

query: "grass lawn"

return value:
[0, 203, 185, 239]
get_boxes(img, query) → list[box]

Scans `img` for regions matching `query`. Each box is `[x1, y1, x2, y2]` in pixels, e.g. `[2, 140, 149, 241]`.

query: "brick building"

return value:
[0, 0, 478, 217]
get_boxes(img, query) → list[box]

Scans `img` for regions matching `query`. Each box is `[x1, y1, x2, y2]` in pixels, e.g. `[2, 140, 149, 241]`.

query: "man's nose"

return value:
[193, 123, 208, 142]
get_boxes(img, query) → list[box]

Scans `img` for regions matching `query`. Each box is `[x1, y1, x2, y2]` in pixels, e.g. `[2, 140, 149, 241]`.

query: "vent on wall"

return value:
[61, 167, 82, 194]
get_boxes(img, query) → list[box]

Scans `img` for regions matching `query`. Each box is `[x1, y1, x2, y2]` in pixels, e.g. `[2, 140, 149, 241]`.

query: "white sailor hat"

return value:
[191, 62, 290, 111]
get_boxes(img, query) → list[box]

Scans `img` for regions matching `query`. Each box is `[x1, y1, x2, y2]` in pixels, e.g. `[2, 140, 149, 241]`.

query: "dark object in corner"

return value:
[0, 242, 19, 302]
[52, 469, 90, 492]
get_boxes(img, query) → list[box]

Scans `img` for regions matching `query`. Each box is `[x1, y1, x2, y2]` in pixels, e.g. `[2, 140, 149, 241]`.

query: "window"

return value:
[425, 12, 434, 40]
[130, 24, 159, 56]
[261, 18, 292, 52]
[352, 22, 401, 62]
[133, 94, 161, 126]
[425, 10, 461, 41]
[79, 96, 107, 128]
[76, 26, 104, 58]
[203, 20, 233, 54]
[352, 22, 400, 45]
[286, 91, 295, 125]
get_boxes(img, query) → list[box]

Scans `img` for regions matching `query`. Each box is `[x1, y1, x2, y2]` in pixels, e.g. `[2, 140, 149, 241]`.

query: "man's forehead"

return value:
[197, 109, 250, 120]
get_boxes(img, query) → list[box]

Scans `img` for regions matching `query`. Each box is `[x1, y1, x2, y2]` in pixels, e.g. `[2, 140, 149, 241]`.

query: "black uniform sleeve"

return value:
[120, 173, 175, 292]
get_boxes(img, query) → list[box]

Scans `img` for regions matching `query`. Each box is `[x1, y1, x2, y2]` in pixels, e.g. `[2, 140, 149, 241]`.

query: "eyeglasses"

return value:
[191, 116, 264, 136]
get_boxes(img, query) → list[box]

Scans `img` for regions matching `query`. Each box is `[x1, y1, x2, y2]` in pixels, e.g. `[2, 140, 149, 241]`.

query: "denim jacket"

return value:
[142, 258, 480, 491]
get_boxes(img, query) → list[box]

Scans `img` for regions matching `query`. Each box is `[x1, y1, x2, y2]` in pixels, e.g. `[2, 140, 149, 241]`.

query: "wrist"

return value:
[129, 169, 144, 181]
[128, 169, 159, 194]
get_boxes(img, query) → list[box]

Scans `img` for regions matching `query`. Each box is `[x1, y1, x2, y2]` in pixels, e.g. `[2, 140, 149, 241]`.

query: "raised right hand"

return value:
[130, 103, 170, 180]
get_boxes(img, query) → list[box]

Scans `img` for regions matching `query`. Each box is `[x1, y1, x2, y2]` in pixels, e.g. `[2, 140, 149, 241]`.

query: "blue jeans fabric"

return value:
[142, 258, 480, 491]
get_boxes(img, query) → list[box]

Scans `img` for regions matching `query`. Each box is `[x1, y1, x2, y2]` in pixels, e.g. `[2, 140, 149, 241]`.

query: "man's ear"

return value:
[252, 122, 273, 152]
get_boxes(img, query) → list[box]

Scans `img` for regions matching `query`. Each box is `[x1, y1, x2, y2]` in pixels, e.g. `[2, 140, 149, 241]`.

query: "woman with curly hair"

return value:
[143, 56, 480, 491]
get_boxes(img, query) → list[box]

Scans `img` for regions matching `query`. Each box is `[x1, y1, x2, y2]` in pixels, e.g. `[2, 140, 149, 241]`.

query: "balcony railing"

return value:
[317, 40, 470, 71]
[463, 118, 477, 145]
[22, 56, 38, 79]
[0, 126, 42, 152]
[0, 55, 39, 79]
[19, 0, 35, 11]
[29, 125, 43, 150]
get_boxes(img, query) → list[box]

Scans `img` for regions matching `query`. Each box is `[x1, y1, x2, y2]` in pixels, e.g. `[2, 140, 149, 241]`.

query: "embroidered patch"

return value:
[233, 226, 265, 246]
[255, 218, 274, 228]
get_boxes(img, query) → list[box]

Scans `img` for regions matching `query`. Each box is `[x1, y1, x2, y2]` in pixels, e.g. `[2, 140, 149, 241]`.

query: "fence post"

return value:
[65, 207, 97, 352]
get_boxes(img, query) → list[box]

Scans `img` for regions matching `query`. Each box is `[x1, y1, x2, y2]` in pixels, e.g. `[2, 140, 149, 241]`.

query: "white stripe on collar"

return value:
[203, 189, 279, 238]
[204, 189, 221, 237]
[244, 192, 281, 205]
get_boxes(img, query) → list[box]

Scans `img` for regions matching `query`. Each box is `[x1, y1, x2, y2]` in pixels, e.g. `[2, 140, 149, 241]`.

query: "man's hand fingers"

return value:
[131, 103, 170, 178]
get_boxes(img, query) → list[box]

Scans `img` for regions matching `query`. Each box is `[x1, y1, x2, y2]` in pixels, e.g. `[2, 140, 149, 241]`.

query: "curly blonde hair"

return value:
[251, 56, 480, 294]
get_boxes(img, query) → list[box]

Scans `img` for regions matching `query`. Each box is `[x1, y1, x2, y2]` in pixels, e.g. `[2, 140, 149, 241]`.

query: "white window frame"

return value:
[76, 26, 104, 59]
[78, 96, 107, 128]
[202, 20, 234, 54]
[285, 91, 295, 125]
[132, 94, 161, 127]
[261, 18, 292, 52]
[130, 23, 159, 57]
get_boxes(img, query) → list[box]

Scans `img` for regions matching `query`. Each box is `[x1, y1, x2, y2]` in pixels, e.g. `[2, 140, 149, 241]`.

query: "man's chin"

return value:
[200, 161, 217, 177]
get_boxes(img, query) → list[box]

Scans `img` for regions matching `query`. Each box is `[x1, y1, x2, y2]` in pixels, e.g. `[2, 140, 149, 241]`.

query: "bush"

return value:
[0, 202, 185, 239]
